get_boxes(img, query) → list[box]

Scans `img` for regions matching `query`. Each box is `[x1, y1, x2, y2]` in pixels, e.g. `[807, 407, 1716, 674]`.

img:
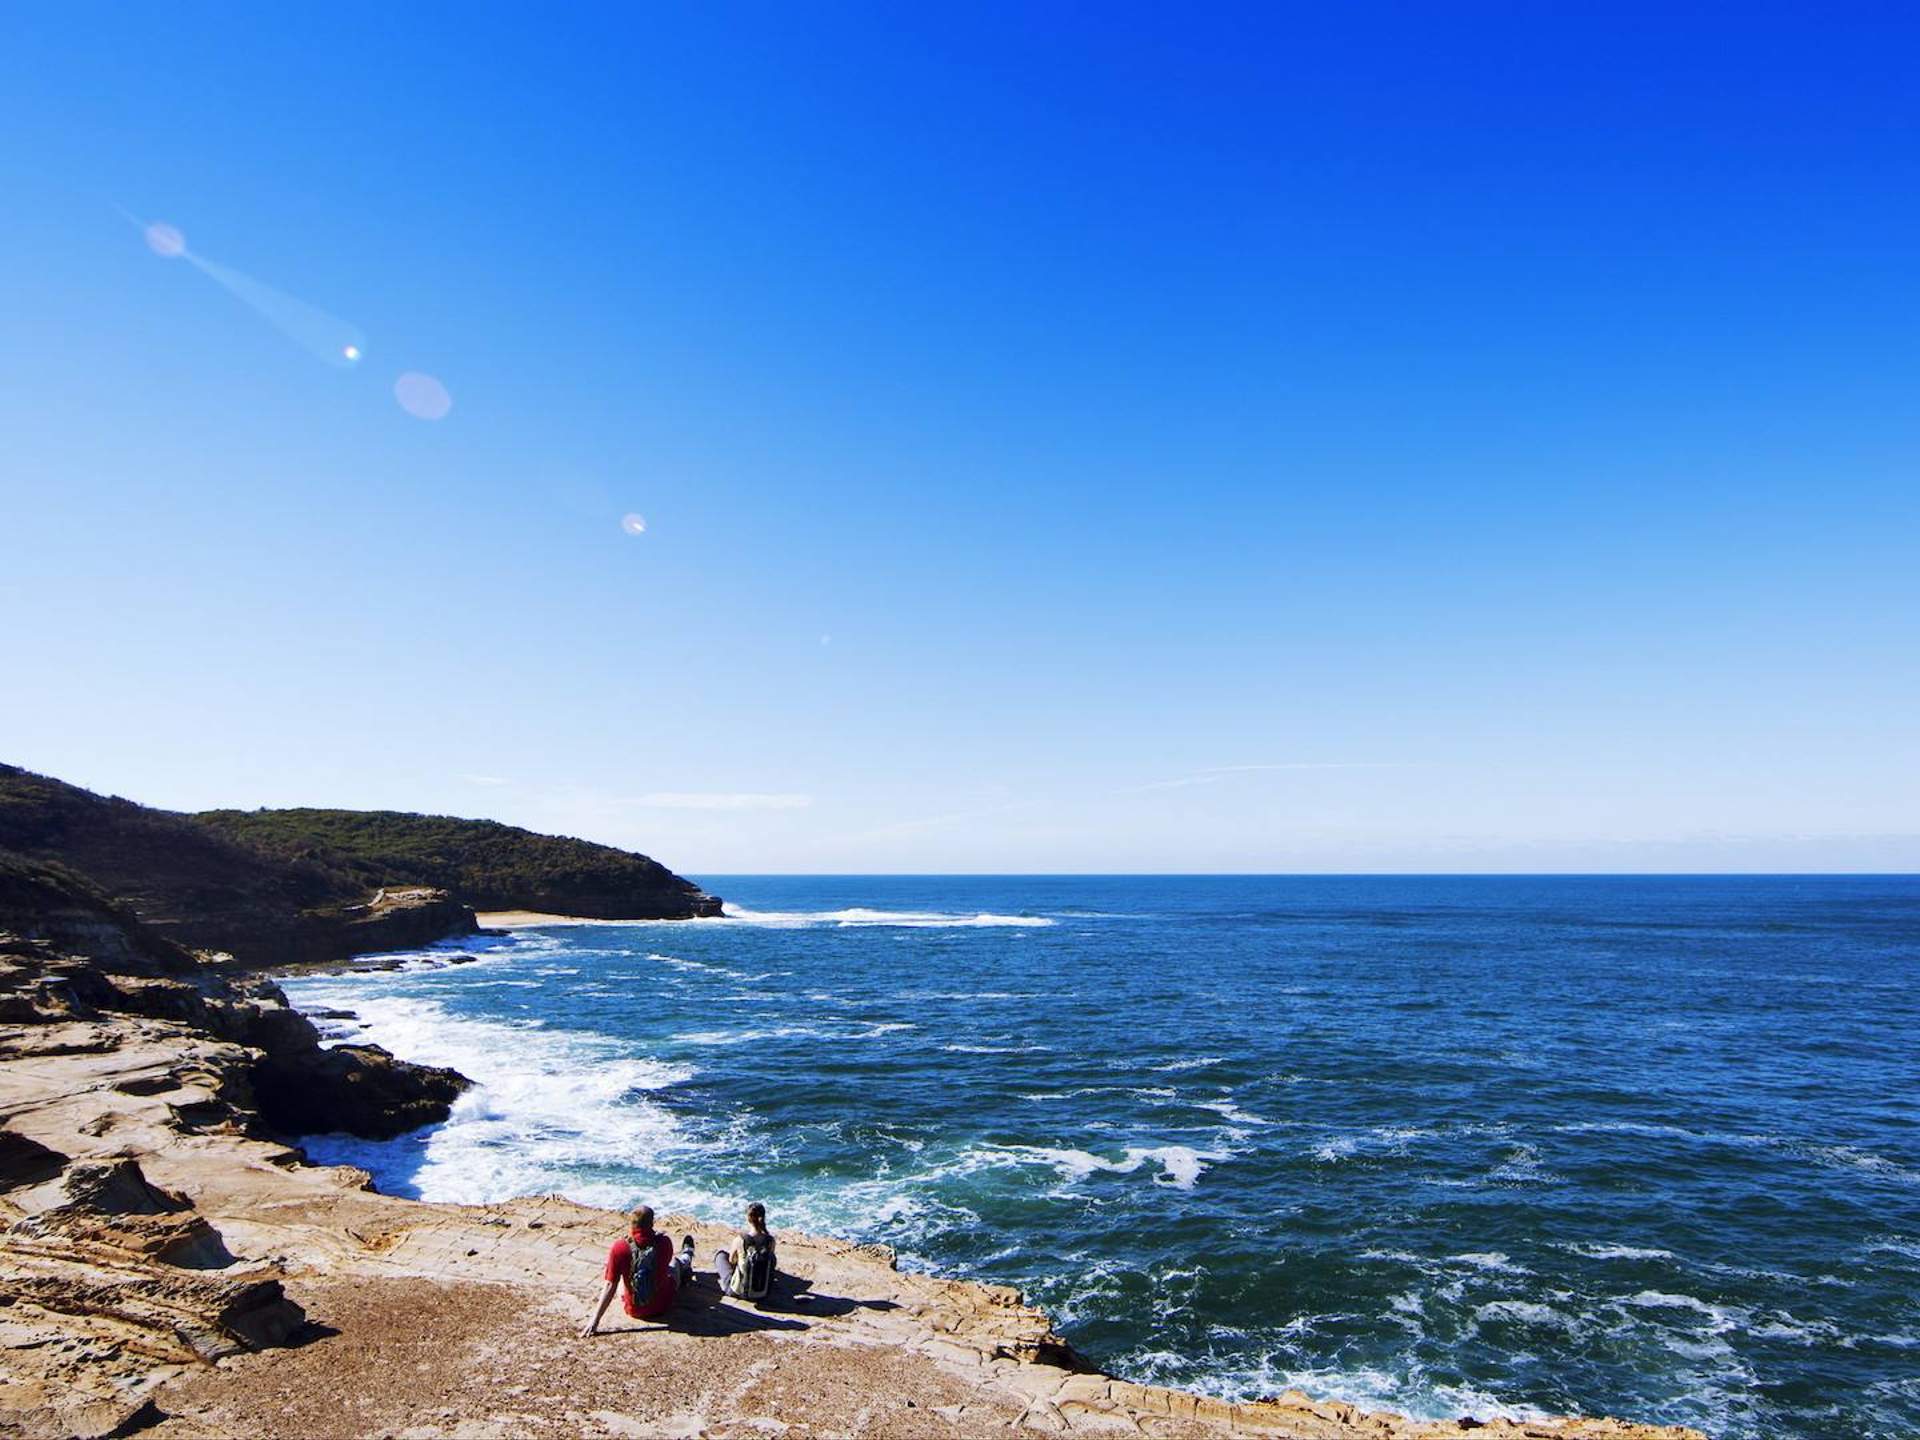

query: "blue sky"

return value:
[2, 4, 1915, 873]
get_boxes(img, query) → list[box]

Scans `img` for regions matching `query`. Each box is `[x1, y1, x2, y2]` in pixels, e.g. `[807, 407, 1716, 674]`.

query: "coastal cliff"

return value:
[0, 854, 468, 1140]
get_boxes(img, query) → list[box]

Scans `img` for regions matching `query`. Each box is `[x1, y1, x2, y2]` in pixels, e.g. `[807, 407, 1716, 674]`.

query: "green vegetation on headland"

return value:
[0, 763, 721, 968]
[195, 806, 722, 921]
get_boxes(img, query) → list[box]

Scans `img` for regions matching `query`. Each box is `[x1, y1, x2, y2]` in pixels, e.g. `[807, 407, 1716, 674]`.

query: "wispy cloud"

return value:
[633, 792, 814, 811]
[460, 774, 510, 787]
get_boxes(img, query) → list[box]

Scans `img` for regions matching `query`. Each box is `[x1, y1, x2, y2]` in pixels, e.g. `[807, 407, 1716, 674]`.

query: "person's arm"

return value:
[584, 1241, 625, 1336]
[582, 1277, 618, 1336]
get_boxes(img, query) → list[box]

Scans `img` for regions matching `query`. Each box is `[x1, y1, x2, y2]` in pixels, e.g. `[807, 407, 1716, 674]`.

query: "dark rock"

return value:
[252, 1043, 469, 1141]
[0, 1129, 68, 1190]
[214, 1276, 307, 1349]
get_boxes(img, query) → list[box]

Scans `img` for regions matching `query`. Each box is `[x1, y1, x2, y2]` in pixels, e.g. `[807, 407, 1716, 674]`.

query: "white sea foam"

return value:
[646, 952, 729, 974]
[1157, 1355, 1552, 1427]
[1560, 1242, 1677, 1262]
[720, 904, 1054, 929]
[960, 1142, 1224, 1190]
[1451, 1251, 1531, 1275]
[899, 990, 1036, 1001]
[671, 1021, 916, 1046]
[1488, 1143, 1558, 1185]
[280, 990, 699, 1207]
[1311, 1124, 1437, 1164]
[1197, 1098, 1279, 1127]
[1476, 1299, 1573, 1329]
[1623, 1290, 1738, 1328]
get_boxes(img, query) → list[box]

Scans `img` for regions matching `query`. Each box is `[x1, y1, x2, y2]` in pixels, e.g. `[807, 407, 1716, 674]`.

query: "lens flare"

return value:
[394, 371, 453, 421]
[144, 222, 187, 258]
[122, 208, 366, 369]
[189, 255, 367, 369]
[621, 513, 647, 536]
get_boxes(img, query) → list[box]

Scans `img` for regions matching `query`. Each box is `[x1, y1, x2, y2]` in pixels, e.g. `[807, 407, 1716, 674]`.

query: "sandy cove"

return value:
[1, 1012, 1705, 1440]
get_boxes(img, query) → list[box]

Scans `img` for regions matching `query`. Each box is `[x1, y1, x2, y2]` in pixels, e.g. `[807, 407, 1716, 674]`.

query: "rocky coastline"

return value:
[0, 854, 1709, 1439]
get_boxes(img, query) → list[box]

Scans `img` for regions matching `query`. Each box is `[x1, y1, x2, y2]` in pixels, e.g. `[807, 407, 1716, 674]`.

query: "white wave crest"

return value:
[720, 904, 1054, 929]
[961, 1143, 1224, 1190]
[1560, 1242, 1677, 1262]
[276, 990, 697, 1206]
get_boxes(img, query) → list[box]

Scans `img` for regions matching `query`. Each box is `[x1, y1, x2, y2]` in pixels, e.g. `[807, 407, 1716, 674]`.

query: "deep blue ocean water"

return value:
[281, 876, 1920, 1439]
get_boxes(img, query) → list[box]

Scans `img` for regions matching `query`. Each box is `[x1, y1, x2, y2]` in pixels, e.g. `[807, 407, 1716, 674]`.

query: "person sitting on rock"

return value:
[714, 1201, 778, 1300]
[583, 1205, 681, 1334]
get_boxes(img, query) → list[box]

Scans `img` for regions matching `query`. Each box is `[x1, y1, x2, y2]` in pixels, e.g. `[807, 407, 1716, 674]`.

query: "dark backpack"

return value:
[627, 1235, 659, 1307]
[739, 1232, 776, 1300]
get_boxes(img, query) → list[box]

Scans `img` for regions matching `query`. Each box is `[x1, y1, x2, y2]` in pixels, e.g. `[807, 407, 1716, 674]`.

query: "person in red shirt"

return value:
[583, 1206, 683, 1334]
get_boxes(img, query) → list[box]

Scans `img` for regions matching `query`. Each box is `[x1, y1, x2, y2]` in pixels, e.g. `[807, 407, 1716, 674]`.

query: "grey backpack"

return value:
[738, 1233, 775, 1300]
[627, 1236, 659, 1307]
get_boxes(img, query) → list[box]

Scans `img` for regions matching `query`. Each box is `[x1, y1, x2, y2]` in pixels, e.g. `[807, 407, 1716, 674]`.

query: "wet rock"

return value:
[252, 1042, 469, 1141]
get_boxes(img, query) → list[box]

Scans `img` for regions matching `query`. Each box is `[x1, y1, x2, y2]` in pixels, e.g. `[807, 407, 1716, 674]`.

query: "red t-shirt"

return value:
[605, 1230, 677, 1319]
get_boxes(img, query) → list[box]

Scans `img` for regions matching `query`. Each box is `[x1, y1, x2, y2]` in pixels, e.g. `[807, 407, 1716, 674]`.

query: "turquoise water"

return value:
[281, 876, 1920, 1438]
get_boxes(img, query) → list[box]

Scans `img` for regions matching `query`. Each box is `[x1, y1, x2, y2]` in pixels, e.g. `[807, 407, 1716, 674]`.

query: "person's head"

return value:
[629, 1205, 654, 1236]
[746, 1202, 767, 1231]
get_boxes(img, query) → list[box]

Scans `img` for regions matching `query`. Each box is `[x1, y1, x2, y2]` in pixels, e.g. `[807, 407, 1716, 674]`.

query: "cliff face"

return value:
[0, 854, 467, 1141]
[0, 855, 480, 1434]
[194, 806, 724, 919]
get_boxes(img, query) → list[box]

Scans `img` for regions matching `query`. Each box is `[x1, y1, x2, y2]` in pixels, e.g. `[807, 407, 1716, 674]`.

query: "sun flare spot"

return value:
[143, 222, 187, 258]
[394, 371, 453, 420]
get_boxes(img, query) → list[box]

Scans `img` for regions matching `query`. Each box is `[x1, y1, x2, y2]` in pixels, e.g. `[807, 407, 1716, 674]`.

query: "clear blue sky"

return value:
[3, 4, 1915, 873]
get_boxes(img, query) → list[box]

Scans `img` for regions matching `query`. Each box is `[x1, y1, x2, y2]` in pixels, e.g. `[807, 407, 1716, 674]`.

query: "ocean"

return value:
[279, 875, 1920, 1439]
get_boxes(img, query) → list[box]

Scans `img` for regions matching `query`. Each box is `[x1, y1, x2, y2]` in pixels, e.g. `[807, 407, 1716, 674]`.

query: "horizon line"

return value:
[680, 870, 1920, 879]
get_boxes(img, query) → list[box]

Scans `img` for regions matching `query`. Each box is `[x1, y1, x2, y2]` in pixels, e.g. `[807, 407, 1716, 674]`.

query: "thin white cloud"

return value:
[633, 792, 814, 811]
[460, 774, 510, 787]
